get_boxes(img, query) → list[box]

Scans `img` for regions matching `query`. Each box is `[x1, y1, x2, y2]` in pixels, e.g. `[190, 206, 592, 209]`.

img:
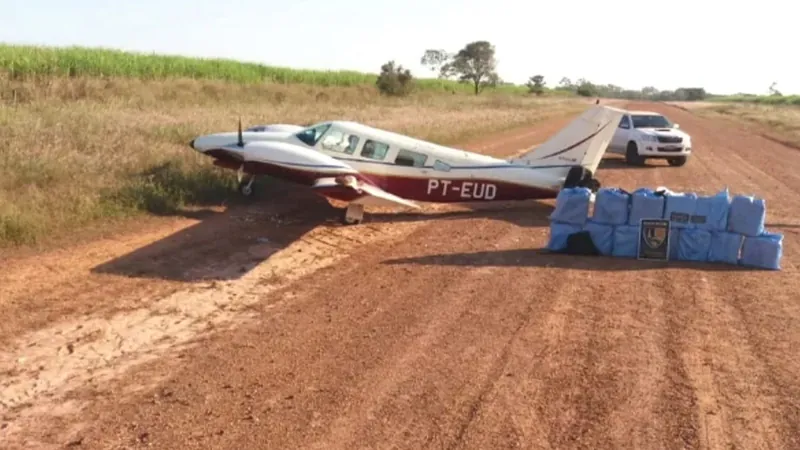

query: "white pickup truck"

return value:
[608, 110, 692, 166]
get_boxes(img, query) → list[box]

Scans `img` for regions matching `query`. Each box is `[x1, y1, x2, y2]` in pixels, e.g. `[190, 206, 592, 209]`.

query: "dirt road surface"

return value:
[1, 102, 798, 450]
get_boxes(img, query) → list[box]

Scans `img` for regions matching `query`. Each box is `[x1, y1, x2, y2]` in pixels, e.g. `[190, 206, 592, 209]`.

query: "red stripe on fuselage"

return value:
[204, 151, 558, 202]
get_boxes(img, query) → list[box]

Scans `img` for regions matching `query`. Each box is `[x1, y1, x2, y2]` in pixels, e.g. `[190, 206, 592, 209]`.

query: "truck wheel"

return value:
[668, 156, 688, 167]
[625, 142, 645, 166]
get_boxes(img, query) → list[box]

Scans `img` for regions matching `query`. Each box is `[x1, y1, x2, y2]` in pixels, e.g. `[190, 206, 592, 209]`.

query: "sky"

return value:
[3, 0, 797, 95]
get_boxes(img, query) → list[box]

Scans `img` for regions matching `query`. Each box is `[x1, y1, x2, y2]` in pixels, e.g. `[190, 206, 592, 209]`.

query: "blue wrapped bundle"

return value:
[549, 187, 592, 226]
[583, 220, 615, 255]
[678, 228, 712, 262]
[611, 224, 639, 258]
[692, 188, 731, 231]
[708, 231, 744, 265]
[663, 191, 698, 229]
[547, 222, 583, 252]
[628, 188, 666, 226]
[669, 229, 682, 260]
[740, 232, 783, 270]
[591, 187, 630, 225]
[727, 195, 766, 237]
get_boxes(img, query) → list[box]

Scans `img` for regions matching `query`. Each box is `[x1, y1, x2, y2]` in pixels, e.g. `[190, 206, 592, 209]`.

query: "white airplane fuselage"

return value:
[189, 105, 625, 210]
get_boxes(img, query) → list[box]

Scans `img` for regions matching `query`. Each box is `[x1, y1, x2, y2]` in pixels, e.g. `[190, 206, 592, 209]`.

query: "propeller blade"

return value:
[237, 117, 244, 147]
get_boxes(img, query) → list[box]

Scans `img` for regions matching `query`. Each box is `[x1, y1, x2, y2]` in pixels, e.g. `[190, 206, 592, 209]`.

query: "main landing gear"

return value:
[236, 164, 257, 197]
[342, 203, 364, 225]
[563, 166, 601, 192]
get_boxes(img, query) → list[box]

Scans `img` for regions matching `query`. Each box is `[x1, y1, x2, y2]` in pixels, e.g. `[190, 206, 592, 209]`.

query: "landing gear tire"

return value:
[563, 166, 601, 193]
[342, 204, 364, 225]
[238, 176, 256, 197]
[625, 142, 646, 166]
[667, 156, 688, 167]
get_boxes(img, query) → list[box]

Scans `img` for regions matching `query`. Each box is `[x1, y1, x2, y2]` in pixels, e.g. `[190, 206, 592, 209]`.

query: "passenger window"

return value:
[618, 116, 631, 129]
[394, 149, 428, 167]
[433, 160, 451, 172]
[320, 130, 360, 154]
[360, 139, 390, 160]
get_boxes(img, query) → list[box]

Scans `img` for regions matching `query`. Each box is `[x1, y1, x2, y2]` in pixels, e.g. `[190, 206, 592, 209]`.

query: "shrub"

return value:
[376, 60, 414, 96]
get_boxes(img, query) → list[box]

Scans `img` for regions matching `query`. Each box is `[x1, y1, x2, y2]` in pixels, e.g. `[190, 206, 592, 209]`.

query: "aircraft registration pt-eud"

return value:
[189, 104, 625, 224]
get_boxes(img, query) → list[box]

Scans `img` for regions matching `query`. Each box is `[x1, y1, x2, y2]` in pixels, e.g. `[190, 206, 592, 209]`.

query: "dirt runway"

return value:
[1, 103, 799, 450]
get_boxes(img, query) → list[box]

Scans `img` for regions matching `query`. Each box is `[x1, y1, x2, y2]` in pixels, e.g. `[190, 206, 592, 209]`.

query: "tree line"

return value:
[375, 39, 709, 101]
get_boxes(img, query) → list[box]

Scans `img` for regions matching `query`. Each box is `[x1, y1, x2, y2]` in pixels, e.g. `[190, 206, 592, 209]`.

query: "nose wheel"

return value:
[236, 164, 256, 197]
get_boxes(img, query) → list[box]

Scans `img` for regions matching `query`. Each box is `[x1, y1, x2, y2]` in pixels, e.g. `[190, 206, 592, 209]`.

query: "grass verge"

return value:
[693, 102, 800, 149]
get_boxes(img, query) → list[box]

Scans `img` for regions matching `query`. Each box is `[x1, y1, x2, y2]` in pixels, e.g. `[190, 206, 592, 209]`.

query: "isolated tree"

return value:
[420, 49, 452, 78]
[440, 41, 499, 95]
[769, 82, 782, 96]
[376, 60, 414, 96]
[525, 75, 546, 95]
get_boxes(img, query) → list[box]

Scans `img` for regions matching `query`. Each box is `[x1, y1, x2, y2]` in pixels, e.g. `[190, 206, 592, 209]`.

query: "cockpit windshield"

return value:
[295, 123, 332, 146]
[631, 114, 672, 129]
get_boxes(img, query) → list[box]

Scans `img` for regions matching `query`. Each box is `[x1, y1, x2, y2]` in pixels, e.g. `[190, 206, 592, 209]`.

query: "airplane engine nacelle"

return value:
[244, 141, 358, 176]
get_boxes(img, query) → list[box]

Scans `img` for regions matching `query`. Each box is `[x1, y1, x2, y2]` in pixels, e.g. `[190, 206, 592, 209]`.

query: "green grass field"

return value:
[0, 44, 586, 249]
[0, 43, 559, 95]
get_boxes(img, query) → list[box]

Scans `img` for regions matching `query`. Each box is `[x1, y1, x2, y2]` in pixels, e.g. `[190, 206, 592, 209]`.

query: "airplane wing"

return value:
[311, 177, 421, 209]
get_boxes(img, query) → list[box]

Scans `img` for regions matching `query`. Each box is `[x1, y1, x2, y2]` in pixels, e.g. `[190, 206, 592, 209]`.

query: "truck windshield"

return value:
[631, 114, 672, 128]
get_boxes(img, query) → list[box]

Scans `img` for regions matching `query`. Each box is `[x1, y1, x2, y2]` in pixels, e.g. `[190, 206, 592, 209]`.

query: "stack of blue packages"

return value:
[586, 187, 630, 255]
[740, 232, 783, 270]
[727, 194, 766, 237]
[679, 228, 712, 261]
[547, 187, 591, 251]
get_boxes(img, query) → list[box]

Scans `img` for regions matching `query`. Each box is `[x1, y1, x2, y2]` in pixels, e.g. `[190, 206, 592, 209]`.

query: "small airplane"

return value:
[189, 104, 625, 224]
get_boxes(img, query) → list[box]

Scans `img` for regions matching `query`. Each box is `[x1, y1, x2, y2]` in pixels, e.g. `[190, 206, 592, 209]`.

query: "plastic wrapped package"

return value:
[727, 194, 766, 237]
[628, 188, 666, 226]
[740, 232, 783, 270]
[693, 188, 731, 231]
[708, 231, 744, 265]
[591, 187, 630, 225]
[583, 220, 615, 255]
[549, 187, 592, 226]
[678, 228, 712, 262]
[611, 225, 639, 258]
[547, 222, 584, 252]
[663, 191, 698, 228]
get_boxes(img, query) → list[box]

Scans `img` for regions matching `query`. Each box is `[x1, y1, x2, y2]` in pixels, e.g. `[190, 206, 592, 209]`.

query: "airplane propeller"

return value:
[237, 117, 244, 147]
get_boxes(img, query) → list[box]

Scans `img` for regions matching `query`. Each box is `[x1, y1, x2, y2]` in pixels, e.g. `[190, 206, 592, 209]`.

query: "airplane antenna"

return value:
[237, 117, 244, 147]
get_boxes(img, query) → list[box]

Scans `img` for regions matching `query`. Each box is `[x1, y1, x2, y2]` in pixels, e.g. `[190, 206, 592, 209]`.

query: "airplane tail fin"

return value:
[510, 105, 625, 174]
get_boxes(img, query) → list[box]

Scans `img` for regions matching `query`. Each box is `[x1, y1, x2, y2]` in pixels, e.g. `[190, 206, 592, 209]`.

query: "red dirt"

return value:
[1, 103, 799, 450]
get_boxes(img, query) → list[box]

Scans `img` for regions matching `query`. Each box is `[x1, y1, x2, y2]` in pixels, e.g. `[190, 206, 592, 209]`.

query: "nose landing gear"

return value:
[236, 164, 257, 197]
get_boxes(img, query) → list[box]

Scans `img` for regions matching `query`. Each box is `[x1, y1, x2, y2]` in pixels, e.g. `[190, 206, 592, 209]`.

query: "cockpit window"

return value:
[319, 129, 360, 154]
[245, 125, 268, 132]
[295, 123, 331, 146]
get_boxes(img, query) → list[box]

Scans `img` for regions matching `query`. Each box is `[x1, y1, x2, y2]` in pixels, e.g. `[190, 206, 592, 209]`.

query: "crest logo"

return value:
[644, 226, 667, 249]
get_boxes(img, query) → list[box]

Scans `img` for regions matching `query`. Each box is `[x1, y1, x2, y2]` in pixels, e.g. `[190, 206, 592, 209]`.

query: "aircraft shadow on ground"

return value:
[382, 248, 763, 272]
[91, 182, 342, 282]
[91, 183, 557, 282]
